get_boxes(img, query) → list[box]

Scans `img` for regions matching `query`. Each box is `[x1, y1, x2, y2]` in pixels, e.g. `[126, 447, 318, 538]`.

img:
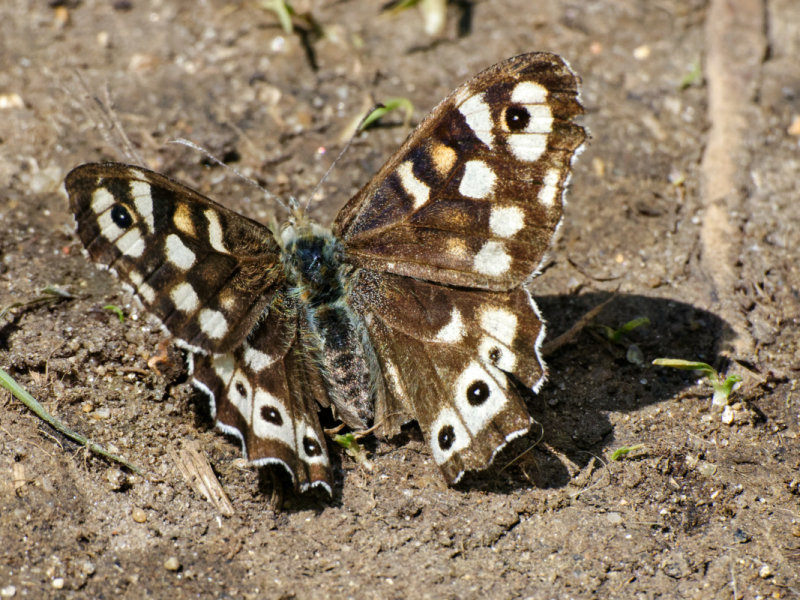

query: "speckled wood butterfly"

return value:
[66, 52, 585, 495]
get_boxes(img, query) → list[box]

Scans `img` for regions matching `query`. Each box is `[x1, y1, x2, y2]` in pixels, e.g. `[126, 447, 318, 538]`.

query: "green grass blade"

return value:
[360, 97, 414, 131]
[103, 304, 126, 323]
[0, 367, 143, 475]
[610, 444, 644, 461]
[651, 358, 715, 376]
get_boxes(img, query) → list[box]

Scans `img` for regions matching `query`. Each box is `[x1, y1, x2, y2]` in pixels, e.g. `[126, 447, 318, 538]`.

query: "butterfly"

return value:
[66, 52, 585, 495]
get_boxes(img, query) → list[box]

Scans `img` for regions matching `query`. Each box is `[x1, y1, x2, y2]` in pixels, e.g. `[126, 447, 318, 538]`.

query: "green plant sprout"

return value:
[0, 367, 142, 474]
[652, 358, 742, 406]
[597, 316, 651, 344]
[679, 58, 703, 90]
[360, 98, 415, 131]
[610, 444, 644, 461]
[334, 432, 373, 471]
[103, 304, 125, 323]
[261, 0, 295, 33]
[381, 0, 447, 36]
[260, 0, 323, 37]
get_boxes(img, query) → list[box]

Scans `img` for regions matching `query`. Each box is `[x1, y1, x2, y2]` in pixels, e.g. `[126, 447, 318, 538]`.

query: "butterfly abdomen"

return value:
[284, 227, 375, 429]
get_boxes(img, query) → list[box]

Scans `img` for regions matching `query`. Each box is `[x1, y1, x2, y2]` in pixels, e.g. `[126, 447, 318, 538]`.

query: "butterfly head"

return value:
[280, 221, 344, 306]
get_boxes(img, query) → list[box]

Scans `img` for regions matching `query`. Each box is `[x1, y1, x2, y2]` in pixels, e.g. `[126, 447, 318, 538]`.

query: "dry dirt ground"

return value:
[1, 0, 799, 598]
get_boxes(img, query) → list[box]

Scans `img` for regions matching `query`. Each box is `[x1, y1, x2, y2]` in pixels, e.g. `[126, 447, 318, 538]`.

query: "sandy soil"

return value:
[1, 0, 799, 598]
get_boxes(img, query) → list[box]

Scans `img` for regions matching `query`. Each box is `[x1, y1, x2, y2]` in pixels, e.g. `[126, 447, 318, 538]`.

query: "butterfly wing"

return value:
[334, 52, 585, 292]
[191, 293, 332, 493]
[66, 163, 332, 492]
[338, 53, 585, 481]
[351, 271, 542, 483]
[66, 163, 283, 354]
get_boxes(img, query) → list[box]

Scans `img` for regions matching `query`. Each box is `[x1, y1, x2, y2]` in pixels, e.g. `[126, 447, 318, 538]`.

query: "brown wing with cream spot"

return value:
[334, 52, 585, 292]
[66, 163, 283, 354]
[350, 270, 541, 483]
[191, 293, 333, 494]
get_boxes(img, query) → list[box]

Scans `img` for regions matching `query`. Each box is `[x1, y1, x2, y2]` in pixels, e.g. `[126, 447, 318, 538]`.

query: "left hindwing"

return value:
[190, 293, 333, 493]
[66, 163, 284, 354]
[334, 52, 585, 291]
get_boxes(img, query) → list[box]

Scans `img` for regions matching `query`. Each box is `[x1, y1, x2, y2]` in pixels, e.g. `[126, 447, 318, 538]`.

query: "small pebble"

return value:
[105, 469, 127, 490]
[92, 407, 111, 420]
[164, 556, 181, 571]
[698, 462, 717, 477]
[733, 528, 751, 544]
[51, 578, 64, 589]
[721, 405, 735, 424]
[788, 115, 800, 136]
[131, 507, 147, 523]
[758, 564, 773, 578]
[0, 585, 17, 598]
[633, 45, 651, 60]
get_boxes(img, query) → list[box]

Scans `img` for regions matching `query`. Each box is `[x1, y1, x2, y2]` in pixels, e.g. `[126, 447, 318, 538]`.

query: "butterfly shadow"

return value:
[456, 291, 735, 494]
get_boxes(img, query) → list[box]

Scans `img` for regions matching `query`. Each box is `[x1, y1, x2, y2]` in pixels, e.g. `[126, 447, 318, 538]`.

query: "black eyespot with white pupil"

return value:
[488, 347, 501, 363]
[303, 437, 322, 457]
[505, 105, 530, 132]
[438, 425, 456, 451]
[466, 380, 490, 406]
[235, 382, 247, 397]
[111, 204, 133, 228]
[260, 405, 283, 426]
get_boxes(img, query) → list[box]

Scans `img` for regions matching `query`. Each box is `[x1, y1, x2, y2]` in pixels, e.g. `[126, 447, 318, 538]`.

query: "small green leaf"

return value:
[679, 58, 702, 90]
[598, 317, 650, 344]
[612, 317, 650, 342]
[652, 358, 716, 377]
[653, 358, 743, 406]
[711, 374, 743, 406]
[381, 0, 421, 15]
[360, 97, 414, 131]
[611, 444, 644, 461]
[0, 367, 142, 474]
[103, 304, 125, 323]
[333, 432, 357, 450]
[333, 433, 373, 471]
[261, 0, 295, 34]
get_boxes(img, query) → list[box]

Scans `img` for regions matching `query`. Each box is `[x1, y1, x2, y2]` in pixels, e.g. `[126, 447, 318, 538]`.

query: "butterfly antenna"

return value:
[302, 103, 384, 215]
[66, 73, 144, 166]
[169, 138, 292, 215]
